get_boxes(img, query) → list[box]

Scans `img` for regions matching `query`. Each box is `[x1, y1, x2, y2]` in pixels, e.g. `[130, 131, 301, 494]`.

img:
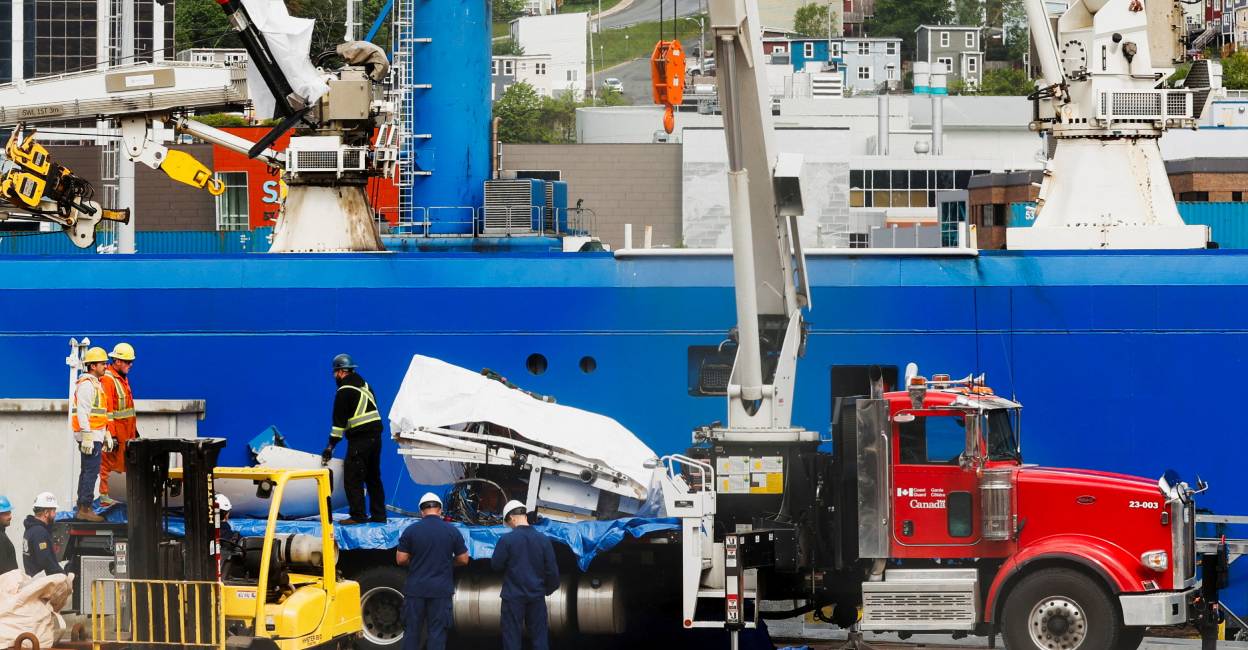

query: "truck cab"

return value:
[859, 372, 1202, 649]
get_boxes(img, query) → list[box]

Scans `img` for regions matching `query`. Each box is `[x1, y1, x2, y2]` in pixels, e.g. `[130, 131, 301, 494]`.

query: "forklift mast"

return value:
[125, 437, 226, 582]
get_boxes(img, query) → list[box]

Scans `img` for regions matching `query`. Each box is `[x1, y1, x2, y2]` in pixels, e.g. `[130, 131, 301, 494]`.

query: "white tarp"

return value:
[239, 0, 330, 119]
[389, 355, 658, 495]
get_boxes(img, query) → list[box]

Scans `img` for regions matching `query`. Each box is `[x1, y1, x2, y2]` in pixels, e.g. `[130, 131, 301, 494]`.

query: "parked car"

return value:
[603, 77, 624, 92]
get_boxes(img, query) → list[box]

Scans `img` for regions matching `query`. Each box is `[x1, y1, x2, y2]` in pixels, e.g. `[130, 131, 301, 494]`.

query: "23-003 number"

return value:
[1129, 500, 1160, 509]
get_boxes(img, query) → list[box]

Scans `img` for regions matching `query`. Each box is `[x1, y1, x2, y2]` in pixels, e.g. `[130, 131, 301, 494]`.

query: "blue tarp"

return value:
[58, 505, 678, 572]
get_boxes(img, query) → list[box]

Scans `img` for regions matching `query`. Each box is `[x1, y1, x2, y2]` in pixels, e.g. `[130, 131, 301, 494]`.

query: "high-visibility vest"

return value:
[332, 383, 380, 438]
[72, 375, 108, 431]
[102, 369, 136, 437]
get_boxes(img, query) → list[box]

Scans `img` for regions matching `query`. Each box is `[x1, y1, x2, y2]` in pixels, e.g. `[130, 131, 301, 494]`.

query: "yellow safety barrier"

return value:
[90, 579, 225, 650]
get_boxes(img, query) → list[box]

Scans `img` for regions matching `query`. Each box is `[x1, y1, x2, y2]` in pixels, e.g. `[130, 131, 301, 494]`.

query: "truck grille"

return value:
[1172, 500, 1196, 587]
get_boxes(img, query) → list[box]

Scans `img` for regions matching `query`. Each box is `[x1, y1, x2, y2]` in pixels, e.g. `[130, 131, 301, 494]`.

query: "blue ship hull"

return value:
[2, 249, 1244, 605]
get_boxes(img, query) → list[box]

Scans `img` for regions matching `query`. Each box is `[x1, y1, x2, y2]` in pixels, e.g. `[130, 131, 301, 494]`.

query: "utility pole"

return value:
[117, 0, 137, 254]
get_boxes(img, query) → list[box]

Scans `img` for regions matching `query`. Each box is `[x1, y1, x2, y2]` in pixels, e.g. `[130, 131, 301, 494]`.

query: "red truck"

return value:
[673, 369, 1225, 650]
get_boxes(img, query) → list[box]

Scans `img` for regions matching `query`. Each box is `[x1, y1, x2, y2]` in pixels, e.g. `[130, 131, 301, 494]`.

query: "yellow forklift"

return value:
[88, 438, 362, 650]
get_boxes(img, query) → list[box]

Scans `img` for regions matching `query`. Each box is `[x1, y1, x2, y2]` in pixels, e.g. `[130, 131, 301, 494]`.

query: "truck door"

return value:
[891, 413, 979, 552]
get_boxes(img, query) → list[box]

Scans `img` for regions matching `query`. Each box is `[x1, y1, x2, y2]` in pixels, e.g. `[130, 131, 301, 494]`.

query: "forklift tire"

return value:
[1116, 626, 1146, 650]
[355, 565, 407, 650]
[1000, 568, 1120, 650]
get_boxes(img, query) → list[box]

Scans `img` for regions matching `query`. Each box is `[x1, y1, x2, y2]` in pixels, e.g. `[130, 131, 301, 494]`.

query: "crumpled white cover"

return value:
[240, 0, 330, 119]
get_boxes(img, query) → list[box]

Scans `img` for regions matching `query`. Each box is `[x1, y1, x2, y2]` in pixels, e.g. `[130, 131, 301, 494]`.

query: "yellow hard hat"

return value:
[109, 342, 136, 361]
[83, 347, 109, 364]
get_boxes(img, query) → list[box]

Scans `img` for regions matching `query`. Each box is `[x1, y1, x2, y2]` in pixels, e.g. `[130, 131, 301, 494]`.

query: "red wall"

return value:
[214, 127, 401, 230]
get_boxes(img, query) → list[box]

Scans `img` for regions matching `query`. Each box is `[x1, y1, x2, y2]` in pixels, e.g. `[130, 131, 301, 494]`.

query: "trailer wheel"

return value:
[1001, 568, 1120, 650]
[1116, 626, 1146, 650]
[355, 565, 407, 649]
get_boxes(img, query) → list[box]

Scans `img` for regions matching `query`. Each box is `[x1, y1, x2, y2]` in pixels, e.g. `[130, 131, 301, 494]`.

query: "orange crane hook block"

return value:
[650, 40, 686, 133]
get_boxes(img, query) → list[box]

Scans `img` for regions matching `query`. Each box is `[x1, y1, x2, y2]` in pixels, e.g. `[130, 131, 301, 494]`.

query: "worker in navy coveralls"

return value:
[491, 500, 560, 650]
[396, 492, 469, 650]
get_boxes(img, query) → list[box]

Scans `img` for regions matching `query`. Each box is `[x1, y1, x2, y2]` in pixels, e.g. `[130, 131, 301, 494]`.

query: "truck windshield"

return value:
[985, 408, 1021, 462]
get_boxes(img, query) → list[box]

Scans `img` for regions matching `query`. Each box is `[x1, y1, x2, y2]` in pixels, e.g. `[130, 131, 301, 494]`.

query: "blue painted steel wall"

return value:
[0, 250, 1244, 609]
[406, 0, 491, 231]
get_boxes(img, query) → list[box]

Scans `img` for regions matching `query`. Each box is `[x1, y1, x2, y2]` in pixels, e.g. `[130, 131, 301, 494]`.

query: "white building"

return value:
[492, 53, 555, 100]
[511, 13, 589, 99]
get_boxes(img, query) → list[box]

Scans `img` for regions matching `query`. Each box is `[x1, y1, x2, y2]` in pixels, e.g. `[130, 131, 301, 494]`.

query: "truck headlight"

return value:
[1141, 550, 1169, 572]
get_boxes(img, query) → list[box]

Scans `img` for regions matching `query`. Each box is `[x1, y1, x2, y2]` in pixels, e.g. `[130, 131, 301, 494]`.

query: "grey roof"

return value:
[915, 24, 981, 31]
[967, 170, 1043, 189]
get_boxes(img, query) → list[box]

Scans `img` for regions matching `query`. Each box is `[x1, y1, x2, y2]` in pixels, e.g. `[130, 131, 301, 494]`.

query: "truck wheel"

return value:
[1001, 568, 1120, 650]
[355, 565, 407, 650]
[1116, 626, 1146, 650]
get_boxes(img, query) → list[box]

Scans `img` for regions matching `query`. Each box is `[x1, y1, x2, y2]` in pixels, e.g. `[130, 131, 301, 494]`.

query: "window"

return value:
[804, 42, 814, 58]
[1235, 191, 1244, 201]
[774, 44, 787, 53]
[848, 233, 869, 248]
[937, 56, 953, 73]
[192, 52, 214, 64]
[886, 64, 896, 79]
[897, 415, 967, 465]
[492, 59, 499, 75]
[214, 172, 249, 231]
[857, 66, 871, 79]
[1179, 191, 1209, 201]
[831, 42, 842, 57]
[858, 41, 870, 55]
[940, 31, 950, 47]
[224, 52, 246, 65]
[503, 59, 514, 76]
[846, 0, 854, 11]
[965, 31, 975, 48]
[967, 56, 978, 74]
[535, 62, 546, 75]
[886, 41, 897, 55]
[986, 409, 1022, 462]
[566, 69, 577, 81]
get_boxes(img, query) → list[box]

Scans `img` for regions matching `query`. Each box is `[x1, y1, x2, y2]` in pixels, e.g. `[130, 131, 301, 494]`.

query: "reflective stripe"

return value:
[347, 411, 381, 427]
[111, 408, 136, 419]
[73, 375, 108, 431]
[330, 426, 346, 439]
[339, 383, 380, 432]
[105, 370, 135, 421]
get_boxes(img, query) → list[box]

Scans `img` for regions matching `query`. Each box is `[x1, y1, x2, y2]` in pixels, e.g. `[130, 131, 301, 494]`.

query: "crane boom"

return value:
[706, 0, 811, 439]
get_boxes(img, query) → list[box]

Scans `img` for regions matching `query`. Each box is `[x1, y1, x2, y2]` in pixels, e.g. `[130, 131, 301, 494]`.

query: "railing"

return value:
[91, 579, 225, 649]
[387, 205, 595, 238]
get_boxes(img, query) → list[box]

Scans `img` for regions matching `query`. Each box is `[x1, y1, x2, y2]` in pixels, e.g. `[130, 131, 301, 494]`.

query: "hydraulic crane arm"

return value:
[705, 0, 811, 437]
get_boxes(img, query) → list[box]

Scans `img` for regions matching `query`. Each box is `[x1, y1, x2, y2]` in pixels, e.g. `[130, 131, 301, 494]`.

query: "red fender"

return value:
[983, 534, 1146, 622]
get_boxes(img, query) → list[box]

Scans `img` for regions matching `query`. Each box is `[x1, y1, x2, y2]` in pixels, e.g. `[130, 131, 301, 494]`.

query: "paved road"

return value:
[776, 630, 1248, 649]
[597, 0, 703, 29]
[594, 36, 699, 104]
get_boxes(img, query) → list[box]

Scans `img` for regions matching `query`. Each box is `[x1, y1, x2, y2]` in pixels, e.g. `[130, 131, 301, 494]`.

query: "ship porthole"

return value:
[526, 353, 548, 375]
[579, 356, 597, 374]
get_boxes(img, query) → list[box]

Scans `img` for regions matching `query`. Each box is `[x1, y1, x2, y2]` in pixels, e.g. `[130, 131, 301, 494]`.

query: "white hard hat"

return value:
[503, 500, 527, 518]
[419, 492, 443, 509]
[214, 493, 232, 512]
[33, 492, 58, 510]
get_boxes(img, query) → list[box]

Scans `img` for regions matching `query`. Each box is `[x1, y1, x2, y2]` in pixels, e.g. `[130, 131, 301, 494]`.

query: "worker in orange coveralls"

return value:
[98, 342, 137, 507]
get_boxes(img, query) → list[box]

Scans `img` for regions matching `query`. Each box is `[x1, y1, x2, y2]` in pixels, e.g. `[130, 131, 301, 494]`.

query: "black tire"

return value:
[354, 565, 407, 650]
[1116, 626, 1146, 650]
[1000, 568, 1121, 650]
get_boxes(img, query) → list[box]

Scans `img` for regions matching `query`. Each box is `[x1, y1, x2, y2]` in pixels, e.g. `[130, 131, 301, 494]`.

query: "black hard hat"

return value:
[332, 353, 357, 371]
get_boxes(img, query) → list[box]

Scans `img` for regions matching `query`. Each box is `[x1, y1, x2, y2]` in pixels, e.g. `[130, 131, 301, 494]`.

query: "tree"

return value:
[495, 83, 549, 143]
[1223, 51, 1248, 89]
[494, 0, 526, 21]
[793, 2, 837, 38]
[976, 67, 1034, 94]
[493, 38, 526, 56]
[954, 0, 983, 26]
[868, 0, 953, 58]
[174, 0, 241, 51]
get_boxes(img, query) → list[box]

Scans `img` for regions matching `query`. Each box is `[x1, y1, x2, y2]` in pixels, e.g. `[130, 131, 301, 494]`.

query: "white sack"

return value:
[0, 570, 74, 649]
[240, 0, 330, 119]
[389, 355, 659, 496]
